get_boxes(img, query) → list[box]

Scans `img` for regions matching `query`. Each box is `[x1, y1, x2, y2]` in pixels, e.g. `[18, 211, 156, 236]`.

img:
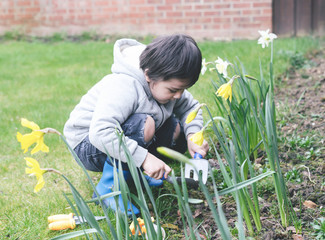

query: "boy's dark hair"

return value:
[140, 34, 202, 87]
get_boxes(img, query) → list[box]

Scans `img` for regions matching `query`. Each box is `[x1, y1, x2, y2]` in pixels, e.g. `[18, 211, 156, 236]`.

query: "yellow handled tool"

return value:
[48, 213, 106, 231]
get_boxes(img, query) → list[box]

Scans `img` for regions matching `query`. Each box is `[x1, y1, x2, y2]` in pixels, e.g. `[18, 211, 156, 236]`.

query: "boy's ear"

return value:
[144, 69, 151, 83]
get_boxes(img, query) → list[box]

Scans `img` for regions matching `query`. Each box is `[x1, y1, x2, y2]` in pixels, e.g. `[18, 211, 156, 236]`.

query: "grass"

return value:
[0, 35, 322, 239]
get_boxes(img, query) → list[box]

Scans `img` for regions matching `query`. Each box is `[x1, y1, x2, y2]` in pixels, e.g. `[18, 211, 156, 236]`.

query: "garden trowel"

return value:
[184, 153, 209, 184]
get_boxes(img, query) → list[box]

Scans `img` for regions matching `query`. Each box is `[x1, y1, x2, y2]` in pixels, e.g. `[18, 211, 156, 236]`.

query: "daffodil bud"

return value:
[185, 103, 206, 124]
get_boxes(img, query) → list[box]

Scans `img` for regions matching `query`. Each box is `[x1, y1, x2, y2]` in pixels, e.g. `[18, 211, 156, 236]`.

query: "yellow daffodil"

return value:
[189, 130, 204, 146]
[216, 82, 232, 102]
[16, 118, 49, 154]
[185, 103, 206, 124]
[25, 157, 47, 193]
[257, 29, 277, 48]
[216, 75, 239, 102]
[215, 57, 230, 78]
[129, 217, 154, 235]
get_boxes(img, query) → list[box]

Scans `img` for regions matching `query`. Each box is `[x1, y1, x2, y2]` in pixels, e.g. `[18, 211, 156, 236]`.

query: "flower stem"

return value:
[45, 168, 63, 175]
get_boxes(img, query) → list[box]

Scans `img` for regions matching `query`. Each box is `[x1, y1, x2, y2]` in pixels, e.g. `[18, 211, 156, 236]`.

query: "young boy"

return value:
[63, 34, 209, 215]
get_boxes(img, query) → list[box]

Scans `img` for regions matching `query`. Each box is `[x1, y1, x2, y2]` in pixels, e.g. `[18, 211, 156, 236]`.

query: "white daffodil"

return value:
[201, 58, 208, 75]
[258, 29, 277, 48]
[215, 57, 230, 78]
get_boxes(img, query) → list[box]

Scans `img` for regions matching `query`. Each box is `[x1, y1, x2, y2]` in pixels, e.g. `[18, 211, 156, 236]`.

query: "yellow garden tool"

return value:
[48, 213, 106, 230]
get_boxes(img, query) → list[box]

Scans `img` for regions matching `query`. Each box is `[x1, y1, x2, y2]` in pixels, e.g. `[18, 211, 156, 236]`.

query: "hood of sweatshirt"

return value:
[110, 39, 151, 97]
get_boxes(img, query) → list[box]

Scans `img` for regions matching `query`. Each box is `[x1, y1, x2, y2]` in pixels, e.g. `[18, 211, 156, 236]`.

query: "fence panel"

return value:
[273, 0, 324, 37]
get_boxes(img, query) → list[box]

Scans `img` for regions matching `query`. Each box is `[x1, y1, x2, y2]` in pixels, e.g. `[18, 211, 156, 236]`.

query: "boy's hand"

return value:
[187, 134, 209, 158]
[142, 153, 171, 179]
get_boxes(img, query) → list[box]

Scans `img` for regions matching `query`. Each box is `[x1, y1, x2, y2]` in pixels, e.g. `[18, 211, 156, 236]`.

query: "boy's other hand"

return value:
[187, 134, 209, 158]
[142, 153, 171, 179]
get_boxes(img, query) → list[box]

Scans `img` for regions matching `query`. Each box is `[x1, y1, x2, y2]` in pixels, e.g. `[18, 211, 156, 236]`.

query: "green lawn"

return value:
[0, 36, 322, 239]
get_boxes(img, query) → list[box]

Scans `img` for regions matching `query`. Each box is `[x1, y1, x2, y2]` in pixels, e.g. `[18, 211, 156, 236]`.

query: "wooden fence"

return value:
[273, 0, 325, 37]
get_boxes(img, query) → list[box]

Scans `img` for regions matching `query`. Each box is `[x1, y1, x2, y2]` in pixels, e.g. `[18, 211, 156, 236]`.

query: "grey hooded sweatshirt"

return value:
[63, 38, 203, 168]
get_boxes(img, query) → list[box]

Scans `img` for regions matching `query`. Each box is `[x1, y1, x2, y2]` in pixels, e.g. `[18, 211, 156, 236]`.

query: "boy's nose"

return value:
[173, 91, 183, 99]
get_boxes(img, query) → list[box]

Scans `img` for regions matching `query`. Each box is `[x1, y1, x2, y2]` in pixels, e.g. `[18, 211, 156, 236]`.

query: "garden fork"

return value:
[184, 153, 209, 184]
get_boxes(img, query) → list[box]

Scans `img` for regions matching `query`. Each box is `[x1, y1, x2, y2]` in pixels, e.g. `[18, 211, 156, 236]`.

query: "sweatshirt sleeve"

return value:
[88, 76, 148, 167]
[173, 90, 203, 137]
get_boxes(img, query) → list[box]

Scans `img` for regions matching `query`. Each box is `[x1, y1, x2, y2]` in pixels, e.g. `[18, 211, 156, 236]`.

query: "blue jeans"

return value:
[74, 114, 187, 172]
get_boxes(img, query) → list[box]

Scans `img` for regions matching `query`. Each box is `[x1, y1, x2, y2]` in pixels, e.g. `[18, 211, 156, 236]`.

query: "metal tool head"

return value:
[184, 159, 209, 184]
[74, 216, 106, 225]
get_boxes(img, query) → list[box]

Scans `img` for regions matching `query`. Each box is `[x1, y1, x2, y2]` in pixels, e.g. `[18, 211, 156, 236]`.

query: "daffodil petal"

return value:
[25, 168, 33, 174]
[21, 118, 40, 131]
[25, 157, 37, 167]
[31, 138, 49, 155]
[34, 175, 45, 193]
[18, 133, 39, 153]
[190, 131, 204, 146]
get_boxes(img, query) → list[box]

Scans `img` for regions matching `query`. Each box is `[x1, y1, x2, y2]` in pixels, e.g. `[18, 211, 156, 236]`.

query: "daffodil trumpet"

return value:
[216, 75, 240, 102]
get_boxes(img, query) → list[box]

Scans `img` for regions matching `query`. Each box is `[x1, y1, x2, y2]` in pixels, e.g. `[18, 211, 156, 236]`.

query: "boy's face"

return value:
[146, 76, 189, 105]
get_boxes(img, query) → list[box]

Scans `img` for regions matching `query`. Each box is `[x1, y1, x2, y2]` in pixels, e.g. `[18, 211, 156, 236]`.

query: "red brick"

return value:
[213, 17, 231, 23]
[253, 16, 271, 22]
[243, 9, 261, 15]
[147, 12, 163, 18]
[25, 7, 41, 13]
[222, 23, 232, 29]
[175, 5, 192, 11]
[174, 18, 192, 24]
[147, 0, 161, 3]
[233, 17, 251, 23]
[210, 24, 222, 29]
[166, 11, 183, 17]
[138, 6, 155, 12]
[237, 23, 261, 28]
[17, 0, 31, 7]
[204, 11, 221, 17]
[233, 3, 251, 8]
[195, 4, 213, 10]
[128, 12, 145, 18]
[185, 11, 202, 17]
[253, 2, 271, 8]
[263, 8, 272, 15]
[214, 4, 231, 8]
[157, 5, 173, 11]
[194, 18, 212, 24]
[166, 0, 181, 3]
[130, 0, 146, 4]
[93, 0, 110, 7]
[223, 10, 241, 16]
[157, 18, 174, 24]
[48, 15, 63, 21]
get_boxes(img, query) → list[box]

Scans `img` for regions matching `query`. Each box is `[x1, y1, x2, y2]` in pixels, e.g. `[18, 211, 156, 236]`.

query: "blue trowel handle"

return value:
[194, 152, 203, 159]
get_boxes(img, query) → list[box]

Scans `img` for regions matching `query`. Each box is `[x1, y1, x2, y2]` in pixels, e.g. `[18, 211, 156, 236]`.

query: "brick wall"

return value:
[0, 0, 272, 40]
